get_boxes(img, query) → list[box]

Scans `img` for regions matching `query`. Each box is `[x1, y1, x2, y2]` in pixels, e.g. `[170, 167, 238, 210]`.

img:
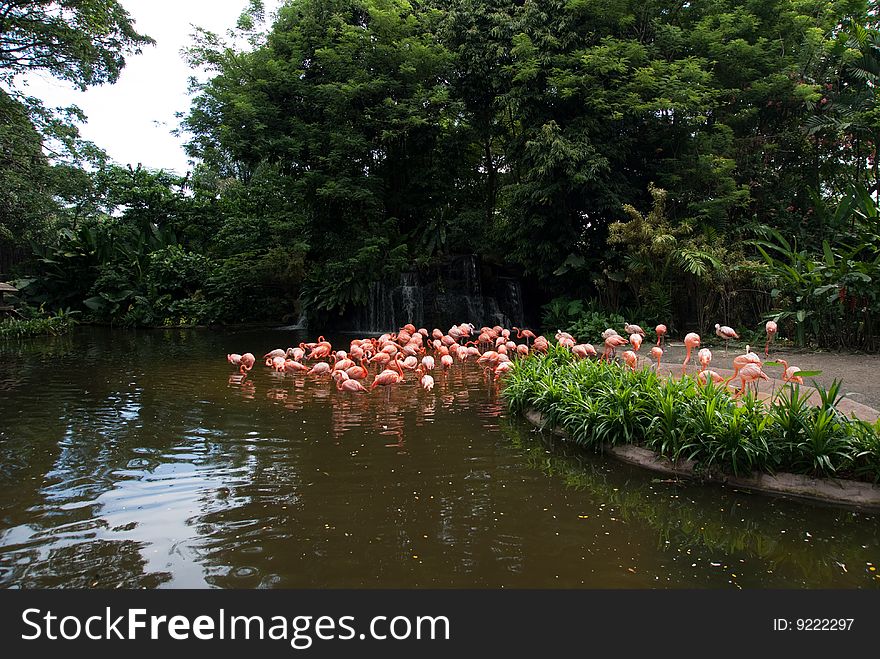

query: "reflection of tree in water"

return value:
[501, 419, 880, 587]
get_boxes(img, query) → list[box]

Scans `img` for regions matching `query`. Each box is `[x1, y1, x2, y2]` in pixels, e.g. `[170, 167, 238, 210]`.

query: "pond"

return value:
[1, 328, 878, 588]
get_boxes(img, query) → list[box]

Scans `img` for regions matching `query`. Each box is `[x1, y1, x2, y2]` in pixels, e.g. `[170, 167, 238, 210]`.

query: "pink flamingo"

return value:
[629, 333, 642, 365]
[440, 354, 454, 369]
[681, 332, 701, 376]
[285, 359, 310, 373]
[555, 330, 575, 348]
[778, 359, 804, 385]
[697, 347, 712, 372]
[714, 323, 739, 355]
[732, 362, 769, 398]
[532, 336, 549, 353]
[239, 353, 255, 373]
[493, 360, 514, 381]
[650, 346, 663, 372]
[622, 350, 638, 371]
[371, 357, 405, 391]
[512, 327, 536, 347]
[765, 320, 778, 356]
[602, 334, 628, 361]
[697, 369, 725, 385]
[726, 345, 761, 384]
[417, 364, 435, 391]
[655, 324, 667, 347]
[308, 361, 331, 376]
[337, 378, 368, 393]
[270, 356, 286, 371]
[345, 358, 369, 380]
[571, 344, 596, 359]
[624, 322, 645, 336]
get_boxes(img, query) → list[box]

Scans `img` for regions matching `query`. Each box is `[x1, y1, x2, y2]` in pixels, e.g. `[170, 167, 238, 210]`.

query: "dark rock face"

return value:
[340, 255, 524, 333]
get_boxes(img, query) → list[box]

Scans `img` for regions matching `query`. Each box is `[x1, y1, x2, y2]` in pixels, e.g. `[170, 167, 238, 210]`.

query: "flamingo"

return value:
[440, 354, 454, 369]
[732, 362, 769, 398]
[624, 322, 645, 336]
[555, 330, 575, 348]
[714, 323, 739, 355]
[308, 361, 331, 376]
[337, 378, 368, 393]
[229, 353, 255, 374]
[532, 336, 549, 353]
[602, 334, 628, 361]
[697, 347, 712, 372]
[263, 348, 285, 361]
[601, 328, 619, 340]
[239, 353, 255, 373]
[778, 359, 804, 385]
[650, 346, 663, 373]
[765, 320, 778, 357]
[285, 359, 310, 373]
[270, 356, 286, 371]
[512, 327, 536, 346]
[697, 369, 725, 385]
[421, 355, 435, 371]
[417, 364, 435, 391]
[726, 345, 761, 384]
[371, 357, 405, 391]
[493, 360, 514, 381]
[655, 324, 667, 347]
[345, 358, 369, 380]
[681, 332, 700, 376]
[571, 344, 596, 359]
[622, 350, 638, 371]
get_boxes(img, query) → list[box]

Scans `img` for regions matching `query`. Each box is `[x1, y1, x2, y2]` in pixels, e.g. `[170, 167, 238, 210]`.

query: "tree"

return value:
[0, 0, 153, 89]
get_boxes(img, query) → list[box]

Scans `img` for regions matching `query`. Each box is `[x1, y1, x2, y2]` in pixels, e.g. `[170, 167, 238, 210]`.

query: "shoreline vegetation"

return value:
[501, 347, 880, 506]
[0, 309, 77, 340]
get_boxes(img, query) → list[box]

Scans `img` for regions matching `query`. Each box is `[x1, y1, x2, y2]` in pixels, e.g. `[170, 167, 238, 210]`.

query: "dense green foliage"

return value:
[0, 308, 77, 339]
[2, 0, 879, 341]
[502, 347, 880, 482]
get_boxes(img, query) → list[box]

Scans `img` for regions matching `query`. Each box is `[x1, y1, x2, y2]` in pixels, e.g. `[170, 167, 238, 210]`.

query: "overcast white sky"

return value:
[19, 1, 284, 175]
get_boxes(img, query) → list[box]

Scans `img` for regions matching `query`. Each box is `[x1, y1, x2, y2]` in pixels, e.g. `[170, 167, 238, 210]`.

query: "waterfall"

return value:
[342, 255, 524, 333]
[398, 272, 424, 329]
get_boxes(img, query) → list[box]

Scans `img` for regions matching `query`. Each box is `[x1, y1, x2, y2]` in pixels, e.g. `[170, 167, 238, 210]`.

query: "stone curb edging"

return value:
[524, 409, 880, 510]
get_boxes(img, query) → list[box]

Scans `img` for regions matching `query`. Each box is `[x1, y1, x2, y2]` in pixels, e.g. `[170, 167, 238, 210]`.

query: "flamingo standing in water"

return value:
[372, 356, 405, 393]
[714, 323, 739, 355]
[308, 361, 331, 376]
[681, 332, 701, 376]
[416, 364, 435, 391]
[337, 377, 368, 393]
[765, 320, 778, 357]
[655, 324, 667, 347]
[228, 353, 255, 374]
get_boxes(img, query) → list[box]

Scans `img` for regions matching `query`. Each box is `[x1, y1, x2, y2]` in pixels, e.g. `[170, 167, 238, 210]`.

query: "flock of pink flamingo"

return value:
[226, 319, 797, 399]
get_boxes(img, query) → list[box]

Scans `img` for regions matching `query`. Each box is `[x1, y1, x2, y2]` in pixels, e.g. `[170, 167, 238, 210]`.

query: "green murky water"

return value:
[1, 328, 878, 588]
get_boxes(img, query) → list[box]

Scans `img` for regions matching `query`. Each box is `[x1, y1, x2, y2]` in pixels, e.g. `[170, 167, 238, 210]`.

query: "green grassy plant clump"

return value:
[502, 346, 880, 483]
[0, 309, 77, 340]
